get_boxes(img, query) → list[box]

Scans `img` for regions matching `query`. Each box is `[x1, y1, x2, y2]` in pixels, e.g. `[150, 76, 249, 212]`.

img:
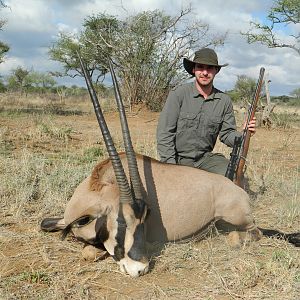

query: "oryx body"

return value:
[65, 153, 254, 244]
[41, 54, 299, 278]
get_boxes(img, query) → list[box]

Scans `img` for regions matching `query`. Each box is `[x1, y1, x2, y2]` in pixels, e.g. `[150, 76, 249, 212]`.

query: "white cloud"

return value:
[0, 56, 25, 74]
[3, 0, 55, 33]
[1, 0, 299, 95]
[56, 23, 79, 36]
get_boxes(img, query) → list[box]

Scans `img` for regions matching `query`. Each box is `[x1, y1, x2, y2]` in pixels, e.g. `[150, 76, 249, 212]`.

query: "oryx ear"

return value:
[61, 215, 96, 240]
[40, 217, 65, 232]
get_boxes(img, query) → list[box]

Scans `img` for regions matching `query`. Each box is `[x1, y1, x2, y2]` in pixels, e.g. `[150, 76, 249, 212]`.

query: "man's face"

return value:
[193, 63, 219, 87]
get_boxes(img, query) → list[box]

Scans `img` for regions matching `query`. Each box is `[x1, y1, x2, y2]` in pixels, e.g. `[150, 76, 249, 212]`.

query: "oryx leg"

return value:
[216, 197, 262, 248]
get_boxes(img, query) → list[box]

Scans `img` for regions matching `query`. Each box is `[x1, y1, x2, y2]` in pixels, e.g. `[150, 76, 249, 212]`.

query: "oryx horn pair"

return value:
[77, 52, 143, 205]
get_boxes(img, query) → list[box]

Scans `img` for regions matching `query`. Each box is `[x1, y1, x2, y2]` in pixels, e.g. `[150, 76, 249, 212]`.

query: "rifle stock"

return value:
[226, 67, 265, 188]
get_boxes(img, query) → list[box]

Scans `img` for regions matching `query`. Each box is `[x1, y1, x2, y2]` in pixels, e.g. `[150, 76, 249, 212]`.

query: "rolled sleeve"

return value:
[219, 100, 242, 147]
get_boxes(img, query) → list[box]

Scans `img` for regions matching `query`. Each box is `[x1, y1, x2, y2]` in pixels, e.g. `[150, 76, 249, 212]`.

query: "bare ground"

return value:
[0, 98, 299, 300]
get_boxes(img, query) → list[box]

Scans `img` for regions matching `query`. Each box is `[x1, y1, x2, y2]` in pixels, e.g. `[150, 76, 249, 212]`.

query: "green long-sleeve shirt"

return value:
[156, 81, 242, 164]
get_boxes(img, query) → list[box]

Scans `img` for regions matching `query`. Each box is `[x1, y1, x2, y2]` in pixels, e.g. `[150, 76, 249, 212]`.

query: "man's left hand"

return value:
[244, 117, 256, 135]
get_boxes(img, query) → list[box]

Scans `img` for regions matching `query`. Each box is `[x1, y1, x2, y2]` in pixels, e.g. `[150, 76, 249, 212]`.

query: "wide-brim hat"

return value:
[183, 48, 228, 76]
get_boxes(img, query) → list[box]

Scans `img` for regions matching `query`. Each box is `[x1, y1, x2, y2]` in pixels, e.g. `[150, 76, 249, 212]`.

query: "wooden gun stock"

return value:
[235, 67, 265, 188]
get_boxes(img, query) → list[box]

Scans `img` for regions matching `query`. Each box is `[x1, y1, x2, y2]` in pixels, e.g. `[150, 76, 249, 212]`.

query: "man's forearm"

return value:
[157, 135, 177, 163]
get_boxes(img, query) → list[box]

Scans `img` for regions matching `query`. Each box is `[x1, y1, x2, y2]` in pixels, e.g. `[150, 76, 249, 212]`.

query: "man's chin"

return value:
[198, 80, 212, 86]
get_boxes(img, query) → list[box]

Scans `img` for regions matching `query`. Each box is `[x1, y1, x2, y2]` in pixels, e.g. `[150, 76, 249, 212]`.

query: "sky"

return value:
[0, 0, 299, 96]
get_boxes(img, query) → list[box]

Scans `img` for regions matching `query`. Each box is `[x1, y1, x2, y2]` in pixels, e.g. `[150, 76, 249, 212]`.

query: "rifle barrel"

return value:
[234, 67, 265, 188]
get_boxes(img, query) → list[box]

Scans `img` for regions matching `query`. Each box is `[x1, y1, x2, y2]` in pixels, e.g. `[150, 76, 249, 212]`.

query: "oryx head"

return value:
[77, 53, 149, 277]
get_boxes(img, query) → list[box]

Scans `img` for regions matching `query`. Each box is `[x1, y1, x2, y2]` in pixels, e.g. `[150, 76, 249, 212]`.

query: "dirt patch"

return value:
[0, 102, 299, 299]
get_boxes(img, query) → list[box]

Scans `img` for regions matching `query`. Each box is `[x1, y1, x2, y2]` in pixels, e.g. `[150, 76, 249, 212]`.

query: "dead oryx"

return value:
[41, 54, 300, 277]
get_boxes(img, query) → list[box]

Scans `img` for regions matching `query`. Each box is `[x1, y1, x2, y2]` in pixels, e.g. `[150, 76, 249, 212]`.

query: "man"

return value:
[156, 48, 256, 176]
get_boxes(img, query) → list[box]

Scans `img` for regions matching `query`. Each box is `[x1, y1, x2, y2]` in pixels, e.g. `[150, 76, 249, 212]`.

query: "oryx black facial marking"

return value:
[131, 199, 149, 220]
[95, 215, 109, 244]
[128, 223, 147, 261]
[113, 204, 126, 261]
[75, 215, 109, 249]
[122, 199, 148, 261]
[112, 200, 148, 262]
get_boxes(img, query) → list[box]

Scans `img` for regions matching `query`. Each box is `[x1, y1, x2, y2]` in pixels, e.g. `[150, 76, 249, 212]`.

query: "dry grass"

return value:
[0, 94, 299, 299]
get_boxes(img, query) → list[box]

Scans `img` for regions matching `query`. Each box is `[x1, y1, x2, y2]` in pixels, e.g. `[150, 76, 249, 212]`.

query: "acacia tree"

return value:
[49, 8, 226, 111]
[26, 71, 56, 93]
[7, 67, 30, 93]
[290, 87, 300, 97]
[230, 75, 257, 107]
[49, 14, 119, 84]
[112, 9, 226, 111]
[6, 68, 56, 94]
[242, 0, 299, 54]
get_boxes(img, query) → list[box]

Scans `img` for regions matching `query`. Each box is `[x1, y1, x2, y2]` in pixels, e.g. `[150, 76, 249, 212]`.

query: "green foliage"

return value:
[26, 71, 56, 91]
[295, 272, 300, 283]
[0, 127, 14, 156]
[81, 146, 104, 163]
[290, 87, 300, 98]
[18, 271, 50, 285]
[0, 40, 9, 63]
[241, 0, 300, 54]
[7, 66, 30, 92]
[271, 95, 300, 106]
[271, 111, 300, 128]
[0, 2, 9, 63]
[232, 75, 257, 106]
[272, 249, 294, 269]
[36, 122, 73, 142]
[6, 67, 58, 94]
[0, 77, 6, 92]
[54, 85, 88, 100]
[49, 8, 227, 111]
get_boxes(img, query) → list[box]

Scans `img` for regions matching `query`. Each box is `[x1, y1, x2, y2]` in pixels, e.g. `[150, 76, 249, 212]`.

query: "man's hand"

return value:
[243, 117, 256, 135]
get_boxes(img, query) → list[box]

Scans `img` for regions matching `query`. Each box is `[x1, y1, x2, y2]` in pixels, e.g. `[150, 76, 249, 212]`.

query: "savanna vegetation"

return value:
[0, 90, 299, 299]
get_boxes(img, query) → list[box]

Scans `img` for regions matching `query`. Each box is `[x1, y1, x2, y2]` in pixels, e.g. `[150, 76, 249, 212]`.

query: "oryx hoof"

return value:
[82, 245, 109, 261]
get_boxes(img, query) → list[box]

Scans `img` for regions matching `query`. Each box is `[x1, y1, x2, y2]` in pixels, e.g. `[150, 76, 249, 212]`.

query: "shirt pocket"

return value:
[207, 116, 222, 134]
[177, 112, 198, 132]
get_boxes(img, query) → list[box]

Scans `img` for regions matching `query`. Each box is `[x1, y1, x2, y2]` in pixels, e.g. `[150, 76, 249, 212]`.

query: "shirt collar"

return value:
[191, 83, 221, 101]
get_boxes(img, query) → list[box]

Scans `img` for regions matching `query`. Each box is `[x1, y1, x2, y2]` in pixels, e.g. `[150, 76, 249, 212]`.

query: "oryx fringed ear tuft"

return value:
[108, 59, 143, 201]
[76, 51, 133, 205]
[60, 215, 96, 240]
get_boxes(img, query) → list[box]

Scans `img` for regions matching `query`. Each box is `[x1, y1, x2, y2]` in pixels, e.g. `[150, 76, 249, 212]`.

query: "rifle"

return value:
[225, 67, 265, 187]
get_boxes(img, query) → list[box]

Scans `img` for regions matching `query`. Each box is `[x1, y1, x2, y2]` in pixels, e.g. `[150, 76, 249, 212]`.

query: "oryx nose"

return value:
[139, 264, 149, 276]
[134, 264, 149, 277]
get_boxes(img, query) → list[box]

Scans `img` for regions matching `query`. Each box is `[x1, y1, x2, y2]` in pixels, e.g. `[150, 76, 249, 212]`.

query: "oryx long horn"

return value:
[109, 59, 143, 200]
[77, 52, 132, 204]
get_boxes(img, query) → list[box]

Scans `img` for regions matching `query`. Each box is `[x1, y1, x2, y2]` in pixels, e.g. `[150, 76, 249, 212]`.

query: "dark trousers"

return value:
[178, 152, 229, 176]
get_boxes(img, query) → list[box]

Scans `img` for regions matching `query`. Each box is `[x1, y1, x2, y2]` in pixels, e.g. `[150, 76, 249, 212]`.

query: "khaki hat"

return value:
[183, 48, 228, 76]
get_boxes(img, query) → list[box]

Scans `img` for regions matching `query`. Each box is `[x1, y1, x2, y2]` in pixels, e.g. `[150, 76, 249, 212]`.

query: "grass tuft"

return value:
[0, 95, 299, 299]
